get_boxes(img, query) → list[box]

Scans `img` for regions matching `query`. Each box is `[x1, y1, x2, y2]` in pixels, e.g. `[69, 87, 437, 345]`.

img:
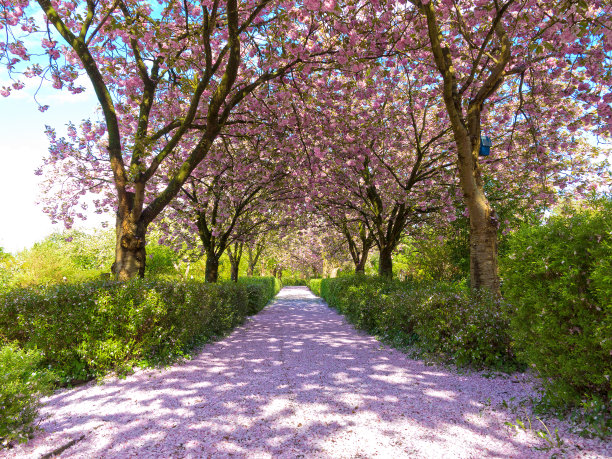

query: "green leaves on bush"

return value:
[0, 343, 53, 447]
[0, 277, 279, 385]
[0, 277, 278, 448]
[238, 276, 282, 314]
[282, 277, 309, 286]
[316, 275, 515, 370]
[502, 198, 612, 410]
[309, 279, 322, 296]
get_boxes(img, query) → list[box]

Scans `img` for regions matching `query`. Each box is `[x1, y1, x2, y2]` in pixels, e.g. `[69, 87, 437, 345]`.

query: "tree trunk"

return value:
[355, 251, 368, 275]
[418, 2, 506, 295]
[205, 254, 220, 283]
[111, 198, 147, 281]
[469, 206, 500, 292]
[455, 135, 501, 294]
[378, 247, 393, 278]
[230, 262, 239, 282]
[246, 242, 264, 277]
[227, 242, 243, 282]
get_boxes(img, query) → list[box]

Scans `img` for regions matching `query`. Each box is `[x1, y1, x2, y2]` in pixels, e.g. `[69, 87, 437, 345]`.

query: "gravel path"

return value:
[4, 287, 610, 458]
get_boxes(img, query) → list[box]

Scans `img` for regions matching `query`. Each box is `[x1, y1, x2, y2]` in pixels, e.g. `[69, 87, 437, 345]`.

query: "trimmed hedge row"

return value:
[309, 199, 611, 423]
[311, 276, 514, 370]
[0, 277, 279, 384]
[238, 276, 282, 314]
[309, 278, 322, 296]
[281, 277, 310, 286]
[0, 277, 279, 447]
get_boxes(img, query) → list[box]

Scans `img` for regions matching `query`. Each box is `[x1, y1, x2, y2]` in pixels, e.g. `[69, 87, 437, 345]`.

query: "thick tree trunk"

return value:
[419, 2, 506, 296]
[456, 136, 501, 294]
[355, 251, 368, 274]
[205, 255, 220, 283]
[111, 196, 147, 281]
[378, 247, 393, 278]
[230, 262, 239, 282]
[469, 206, 500, 292]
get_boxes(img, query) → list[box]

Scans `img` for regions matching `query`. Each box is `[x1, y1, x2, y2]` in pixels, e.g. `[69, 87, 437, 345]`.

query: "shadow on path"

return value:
[3, 287, 609, 458]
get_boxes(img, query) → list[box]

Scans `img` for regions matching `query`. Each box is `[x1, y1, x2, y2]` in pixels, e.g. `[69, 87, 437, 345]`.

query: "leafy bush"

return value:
[309, 278, 322, 296]
[146, 243, 181, 277]
[282, 277, 309, 286]
[238, 276, 281, 314]
[0, 343, 53, 447]
[319, 275, 515, 369]
[7, 230, 115, 287]
[502, 198, 612, 408]
[0, 277, 278, 384]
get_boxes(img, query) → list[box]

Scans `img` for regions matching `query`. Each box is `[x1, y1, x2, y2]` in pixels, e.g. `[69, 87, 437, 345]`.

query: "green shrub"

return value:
[282, 277, 309, 286]
[0, 343, 53, 447]
[146, 243, 181, 277]
[319, 275, 515, 369]
[0, 278, 278, 384]
[238, 277, 281, 314]
[9, 230, 115, 287]
[309, 278, 322, 296]
[502, 199, 612, 408]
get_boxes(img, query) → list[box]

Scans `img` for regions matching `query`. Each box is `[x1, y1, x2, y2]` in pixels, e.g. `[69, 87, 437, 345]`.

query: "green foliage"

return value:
[7, 230, 115, 287]
[282, 277, 309, 286]
[318, 275, 515, 369]
[0, 277, 278, 385]
[146, 243, 180, 277]
[309, 278, 322, 296]
[569, 395, 611, 439]
[0, 249, 15, 294]
[502, 198, 612, 409]
[395, 234, 466, 282]
[0, 343, 53, 447]
[238, 276, 281, 314]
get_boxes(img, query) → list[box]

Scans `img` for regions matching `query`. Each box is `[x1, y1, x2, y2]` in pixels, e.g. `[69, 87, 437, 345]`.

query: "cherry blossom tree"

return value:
[287, 57, 457, 277]
[1, 0, 339, 280]
[406, 0, 612, 293]
[157, 128, 297, 282]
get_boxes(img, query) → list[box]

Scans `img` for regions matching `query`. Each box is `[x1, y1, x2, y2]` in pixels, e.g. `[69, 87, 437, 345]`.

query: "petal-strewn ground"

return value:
[3, 287, 610, 458]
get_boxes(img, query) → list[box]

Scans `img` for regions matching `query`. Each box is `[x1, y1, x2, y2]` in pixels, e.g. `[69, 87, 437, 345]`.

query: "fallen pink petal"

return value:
[3, 288, 610, 458]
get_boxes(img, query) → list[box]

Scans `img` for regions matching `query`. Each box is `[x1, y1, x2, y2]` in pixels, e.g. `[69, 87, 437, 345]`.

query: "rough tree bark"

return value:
[227, 242, 243, 282]
[378, 245, 394, 278]
[418, 0, 512, 294]
[205, 252, 220, 283]
[111, 193, 147, 280]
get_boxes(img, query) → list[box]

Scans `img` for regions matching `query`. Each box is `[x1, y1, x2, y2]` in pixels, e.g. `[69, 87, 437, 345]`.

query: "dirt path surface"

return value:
[4, 287, 610, 458]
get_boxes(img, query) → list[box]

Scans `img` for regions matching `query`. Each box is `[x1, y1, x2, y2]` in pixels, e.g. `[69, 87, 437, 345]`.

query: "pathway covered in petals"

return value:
[4, 287, 609, 458]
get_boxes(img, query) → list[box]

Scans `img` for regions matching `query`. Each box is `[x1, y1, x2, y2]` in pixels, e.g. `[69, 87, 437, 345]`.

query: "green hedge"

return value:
[238, 276, 281, 313]
[315, 275, 514, 370]
[502, 200, 611, 408]
[309, 278, 322, 296]
[0, 343, 53, 447]
[0, 277, 278, 447]
[282, 277, 309, 286]
[0, 277, 278, 385]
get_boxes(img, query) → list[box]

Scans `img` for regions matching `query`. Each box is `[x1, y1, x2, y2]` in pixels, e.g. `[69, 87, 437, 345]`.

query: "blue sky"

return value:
[0, 77, 109, 253]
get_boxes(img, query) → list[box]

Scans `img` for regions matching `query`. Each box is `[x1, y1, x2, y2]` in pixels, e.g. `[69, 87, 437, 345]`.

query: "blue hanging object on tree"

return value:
[479, 135, 492, 156]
